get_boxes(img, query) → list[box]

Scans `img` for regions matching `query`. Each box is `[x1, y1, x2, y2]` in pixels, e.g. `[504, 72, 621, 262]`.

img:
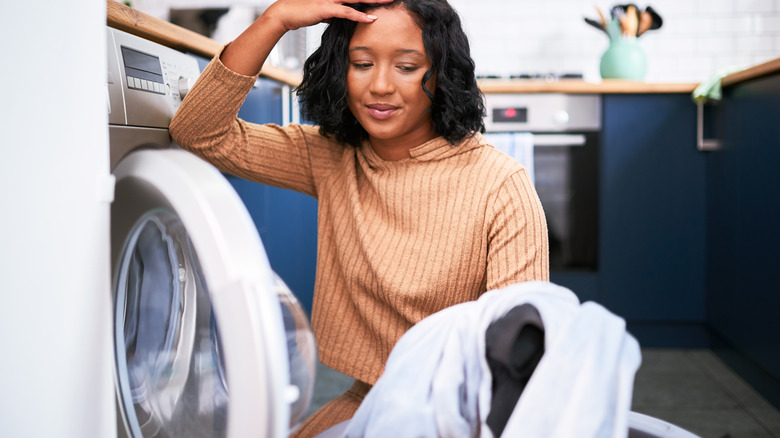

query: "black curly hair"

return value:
[295, 0, 485, 147]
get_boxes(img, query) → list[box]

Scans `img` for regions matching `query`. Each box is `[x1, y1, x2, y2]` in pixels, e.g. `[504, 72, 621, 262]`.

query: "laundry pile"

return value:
[341, 281, 642, 438]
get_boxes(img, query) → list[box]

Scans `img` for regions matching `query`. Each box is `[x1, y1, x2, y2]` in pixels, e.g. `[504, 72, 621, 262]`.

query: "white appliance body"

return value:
[107, 27, 315, 438]
[1, 1, 114, 436]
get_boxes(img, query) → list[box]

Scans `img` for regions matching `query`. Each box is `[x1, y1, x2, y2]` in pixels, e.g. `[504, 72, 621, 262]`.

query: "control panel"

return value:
[107, 27, 202, 129]
[484, 94, 601, 133]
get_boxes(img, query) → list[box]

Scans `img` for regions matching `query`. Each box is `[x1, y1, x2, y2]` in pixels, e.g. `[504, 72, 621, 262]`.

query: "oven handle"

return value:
[532, 134, 587, 147]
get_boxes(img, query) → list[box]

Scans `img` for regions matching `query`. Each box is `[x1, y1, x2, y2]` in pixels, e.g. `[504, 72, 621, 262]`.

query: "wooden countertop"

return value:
[106, 0, 302, 86]
[477, 79, 699, 94]
[478, 57, 780, 94]
[108, 0, 780, 92]
[722, 57, 780, 87]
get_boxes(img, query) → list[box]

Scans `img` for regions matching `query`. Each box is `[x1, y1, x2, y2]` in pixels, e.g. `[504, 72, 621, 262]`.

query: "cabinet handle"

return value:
[532, 134, 587, 147]
[697, 102, 721, 151]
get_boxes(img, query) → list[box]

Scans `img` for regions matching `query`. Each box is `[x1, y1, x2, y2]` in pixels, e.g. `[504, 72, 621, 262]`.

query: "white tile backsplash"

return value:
[448, 0, 780, 82]
[736, 0, 775, 13]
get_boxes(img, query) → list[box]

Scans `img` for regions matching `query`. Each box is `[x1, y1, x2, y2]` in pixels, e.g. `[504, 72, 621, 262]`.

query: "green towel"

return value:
[692, 67, 744, 104]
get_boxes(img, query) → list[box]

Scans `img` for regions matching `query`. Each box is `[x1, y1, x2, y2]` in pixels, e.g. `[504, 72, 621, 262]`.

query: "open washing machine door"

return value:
[111, 148, 316, 438]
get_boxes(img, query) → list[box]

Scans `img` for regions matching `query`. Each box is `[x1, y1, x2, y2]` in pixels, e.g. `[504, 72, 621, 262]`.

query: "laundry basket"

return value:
[629, 411, 700, 438]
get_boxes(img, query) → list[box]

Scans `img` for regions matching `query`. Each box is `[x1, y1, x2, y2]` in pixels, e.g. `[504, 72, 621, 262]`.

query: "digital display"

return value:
[121, 46, 164, 84]
[493, 107, 528, 123]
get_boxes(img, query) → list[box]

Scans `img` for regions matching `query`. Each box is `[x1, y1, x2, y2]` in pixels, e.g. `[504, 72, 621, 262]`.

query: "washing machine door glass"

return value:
[115, 209, 228, 438]
[273, 275, 316, 428]
[111, 149, 318, 437]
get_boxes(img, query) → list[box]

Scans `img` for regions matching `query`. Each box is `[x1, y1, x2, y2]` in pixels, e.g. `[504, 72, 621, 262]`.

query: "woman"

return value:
[169, 0, 549, 436]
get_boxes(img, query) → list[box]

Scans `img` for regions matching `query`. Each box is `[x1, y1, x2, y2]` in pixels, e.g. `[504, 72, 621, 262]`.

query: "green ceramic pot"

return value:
[600, 37, 647, 80]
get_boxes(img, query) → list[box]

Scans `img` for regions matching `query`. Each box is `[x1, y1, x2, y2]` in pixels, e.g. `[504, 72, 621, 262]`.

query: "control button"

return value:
[127, 76, 136, 89]
[141, 80, 149, 91]
[178, 76, 196, 99]
[552, 110, 570, 126]
[153, 82, 161, 93]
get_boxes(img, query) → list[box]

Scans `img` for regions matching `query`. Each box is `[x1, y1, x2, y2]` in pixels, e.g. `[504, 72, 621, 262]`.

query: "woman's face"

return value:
[346, 5, 436, 155]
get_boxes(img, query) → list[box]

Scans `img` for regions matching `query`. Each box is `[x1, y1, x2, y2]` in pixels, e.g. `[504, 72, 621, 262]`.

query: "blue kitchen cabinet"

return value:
[707, 74, 780, 407]
[600, 94, 708, 345]
[231, 78, 318, 315]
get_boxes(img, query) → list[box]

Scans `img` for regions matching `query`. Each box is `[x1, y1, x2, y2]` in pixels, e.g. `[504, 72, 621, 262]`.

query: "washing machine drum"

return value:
[112, 149, 316, 438]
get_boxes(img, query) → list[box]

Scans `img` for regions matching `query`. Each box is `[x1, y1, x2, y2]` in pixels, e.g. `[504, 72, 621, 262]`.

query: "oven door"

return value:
[533, 133, 599, 271]
[486, 132, 599, 271]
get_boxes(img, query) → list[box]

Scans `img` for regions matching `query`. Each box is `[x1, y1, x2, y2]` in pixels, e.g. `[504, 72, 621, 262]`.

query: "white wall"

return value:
[0, 0, 115, 436]
[448, 0, 780, 82]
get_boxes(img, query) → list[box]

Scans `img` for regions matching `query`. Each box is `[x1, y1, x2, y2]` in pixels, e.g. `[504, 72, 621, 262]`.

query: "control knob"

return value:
[178, 76, 196, 99]
[552, 109, 570, 126]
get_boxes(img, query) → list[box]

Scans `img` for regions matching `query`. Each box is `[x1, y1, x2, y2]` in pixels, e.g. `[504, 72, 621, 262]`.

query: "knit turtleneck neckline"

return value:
[361, 133, 487, 167]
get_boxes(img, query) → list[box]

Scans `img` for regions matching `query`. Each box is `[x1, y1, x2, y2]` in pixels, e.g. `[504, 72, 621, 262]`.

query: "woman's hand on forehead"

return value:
[220, 0, 394, 76]
[267, 0, 396, 32]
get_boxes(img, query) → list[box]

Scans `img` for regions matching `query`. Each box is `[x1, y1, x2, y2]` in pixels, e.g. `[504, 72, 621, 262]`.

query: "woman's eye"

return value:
[351, 63, 372, 70]
[398, 65, 419, 73]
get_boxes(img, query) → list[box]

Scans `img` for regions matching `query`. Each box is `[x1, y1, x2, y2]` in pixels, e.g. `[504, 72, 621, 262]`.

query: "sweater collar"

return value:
[360, 133, 488, 167]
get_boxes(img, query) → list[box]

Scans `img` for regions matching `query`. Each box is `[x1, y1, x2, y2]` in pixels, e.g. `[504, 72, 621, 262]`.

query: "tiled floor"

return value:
[304, 349, 780, 437]
[633, 349, 780, 438]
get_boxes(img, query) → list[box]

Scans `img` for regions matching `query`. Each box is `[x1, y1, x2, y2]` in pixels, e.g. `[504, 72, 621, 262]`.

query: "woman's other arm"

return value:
[486, 168, 550, 289]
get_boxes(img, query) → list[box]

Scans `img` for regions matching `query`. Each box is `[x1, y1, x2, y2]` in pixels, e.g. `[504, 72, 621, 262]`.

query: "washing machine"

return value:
[106, 27, 316, 438]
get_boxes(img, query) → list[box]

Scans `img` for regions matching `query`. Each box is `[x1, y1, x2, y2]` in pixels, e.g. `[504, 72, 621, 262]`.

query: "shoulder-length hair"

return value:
[295, 0, 485, 147]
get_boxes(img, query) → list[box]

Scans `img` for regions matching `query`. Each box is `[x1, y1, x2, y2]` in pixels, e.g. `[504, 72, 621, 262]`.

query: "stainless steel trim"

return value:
[282, 85, 291, 126]
[533, 134, 587, 147]
[483, 93, 601, 133]
[109, 125, 169, 170]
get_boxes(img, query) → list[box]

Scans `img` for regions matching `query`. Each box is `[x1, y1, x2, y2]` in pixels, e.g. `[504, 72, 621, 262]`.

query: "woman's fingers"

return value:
[274, 0, 396, 30]
[332, 5, 379, 23]
[327, 0, 397, 23]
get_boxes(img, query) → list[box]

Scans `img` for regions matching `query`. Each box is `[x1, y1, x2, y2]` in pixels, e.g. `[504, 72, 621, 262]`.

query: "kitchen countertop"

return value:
[108, 0, 780, 93]
[479, 56, 780, 94]
[476, 79, 699, 94]
[721, 57, 780, 87]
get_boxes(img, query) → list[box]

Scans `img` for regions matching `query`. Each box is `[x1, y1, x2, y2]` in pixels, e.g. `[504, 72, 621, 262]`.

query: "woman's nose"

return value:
[369, 67, 395, 95]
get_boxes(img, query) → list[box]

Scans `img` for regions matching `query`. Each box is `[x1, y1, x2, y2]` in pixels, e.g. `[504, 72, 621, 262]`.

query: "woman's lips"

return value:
[367, 104, 398, 120]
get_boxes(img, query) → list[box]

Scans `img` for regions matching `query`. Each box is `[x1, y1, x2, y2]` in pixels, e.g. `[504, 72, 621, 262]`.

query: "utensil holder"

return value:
[600, 37, 647, 80]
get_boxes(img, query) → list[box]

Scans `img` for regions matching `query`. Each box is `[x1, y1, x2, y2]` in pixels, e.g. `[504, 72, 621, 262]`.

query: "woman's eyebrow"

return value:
[348, 46, 424, 56]
[397, 49, 424, 56]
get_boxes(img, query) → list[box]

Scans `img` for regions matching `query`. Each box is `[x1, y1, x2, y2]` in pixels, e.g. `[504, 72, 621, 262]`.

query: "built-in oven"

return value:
[484, 94, 601, 273]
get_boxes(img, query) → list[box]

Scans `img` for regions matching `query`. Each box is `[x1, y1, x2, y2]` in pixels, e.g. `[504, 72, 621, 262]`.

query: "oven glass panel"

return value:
[534, 133, 599, 270]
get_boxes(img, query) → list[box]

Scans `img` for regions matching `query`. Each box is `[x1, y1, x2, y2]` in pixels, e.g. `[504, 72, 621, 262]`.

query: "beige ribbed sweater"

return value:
[170, 55, 550, 388]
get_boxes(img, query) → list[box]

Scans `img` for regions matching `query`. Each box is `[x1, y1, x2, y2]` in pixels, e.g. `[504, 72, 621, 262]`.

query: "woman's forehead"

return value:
[349, 5, 425, 51]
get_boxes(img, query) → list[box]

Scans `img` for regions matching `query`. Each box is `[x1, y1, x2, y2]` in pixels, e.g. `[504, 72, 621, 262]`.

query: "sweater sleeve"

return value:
[169, 50, 326, 197]
[485, 167, 550, 290]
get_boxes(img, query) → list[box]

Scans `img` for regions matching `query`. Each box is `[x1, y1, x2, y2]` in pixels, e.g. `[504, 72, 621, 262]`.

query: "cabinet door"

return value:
[601, 94, 707, 323]
[708, 76, 780, 386]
